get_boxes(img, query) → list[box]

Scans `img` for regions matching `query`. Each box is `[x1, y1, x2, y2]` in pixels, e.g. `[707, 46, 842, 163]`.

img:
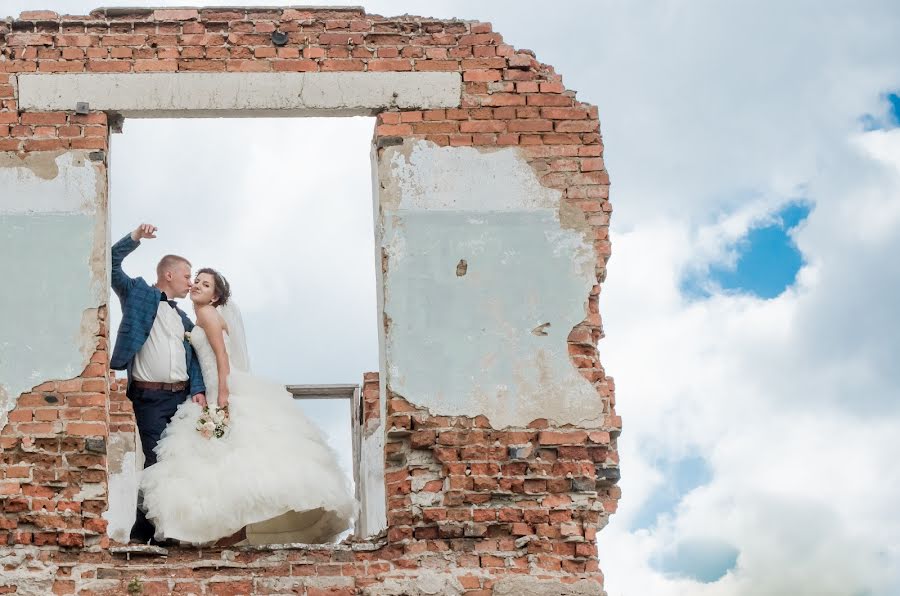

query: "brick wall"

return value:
[361, 371, 380, 429]
[0, 7, 619, 595]
[0, 306, 110, 549]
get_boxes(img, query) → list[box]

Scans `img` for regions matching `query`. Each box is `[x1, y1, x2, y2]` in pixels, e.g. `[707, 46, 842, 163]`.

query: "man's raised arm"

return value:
[111, 223, 158, 299]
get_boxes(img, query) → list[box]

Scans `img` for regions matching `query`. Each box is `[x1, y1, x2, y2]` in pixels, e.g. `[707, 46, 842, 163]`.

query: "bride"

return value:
[139, 267, 355, 545]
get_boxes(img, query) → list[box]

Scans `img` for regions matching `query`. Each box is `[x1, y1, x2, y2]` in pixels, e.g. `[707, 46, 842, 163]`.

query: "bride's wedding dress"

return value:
[140, 323, 355, 545]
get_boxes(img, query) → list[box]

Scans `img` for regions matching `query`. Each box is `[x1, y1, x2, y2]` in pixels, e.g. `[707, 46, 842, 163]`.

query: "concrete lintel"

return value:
[17, 72, 462, 117]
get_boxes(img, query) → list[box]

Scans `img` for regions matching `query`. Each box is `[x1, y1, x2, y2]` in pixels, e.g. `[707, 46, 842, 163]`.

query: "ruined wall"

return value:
[0, 6, 620, 595]
[354, 371, 386, 538]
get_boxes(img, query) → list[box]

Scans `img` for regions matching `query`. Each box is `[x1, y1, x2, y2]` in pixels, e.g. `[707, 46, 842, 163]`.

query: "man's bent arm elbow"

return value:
[110, 234, 140, 294]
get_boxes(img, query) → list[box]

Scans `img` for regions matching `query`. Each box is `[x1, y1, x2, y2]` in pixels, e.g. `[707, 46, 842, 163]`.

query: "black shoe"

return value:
[148, 537, 179, 547]
[129, 534, 153, 545]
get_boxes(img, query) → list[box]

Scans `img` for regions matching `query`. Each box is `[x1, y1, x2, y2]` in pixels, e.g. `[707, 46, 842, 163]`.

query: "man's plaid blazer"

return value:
[109, 234, 206, 399]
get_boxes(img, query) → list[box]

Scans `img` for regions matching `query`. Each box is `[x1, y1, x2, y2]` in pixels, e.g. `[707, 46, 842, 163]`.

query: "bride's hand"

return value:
[217, 388, 229, 410]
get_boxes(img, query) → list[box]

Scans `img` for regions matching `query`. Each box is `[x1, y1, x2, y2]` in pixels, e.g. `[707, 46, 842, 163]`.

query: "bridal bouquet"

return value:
[196, 405, 229, 439]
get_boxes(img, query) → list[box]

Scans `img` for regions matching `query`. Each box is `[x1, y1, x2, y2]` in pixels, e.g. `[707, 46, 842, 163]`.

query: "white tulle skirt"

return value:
[140, 370, 355, 545]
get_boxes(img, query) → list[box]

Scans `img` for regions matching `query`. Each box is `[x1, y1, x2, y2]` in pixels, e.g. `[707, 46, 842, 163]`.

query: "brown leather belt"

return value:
[132, 380, 188, 392]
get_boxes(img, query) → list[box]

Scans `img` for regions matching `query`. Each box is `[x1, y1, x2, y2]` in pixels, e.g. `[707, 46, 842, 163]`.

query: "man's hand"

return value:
[192, 392, 207, 407]
[131, 223, 158, 242]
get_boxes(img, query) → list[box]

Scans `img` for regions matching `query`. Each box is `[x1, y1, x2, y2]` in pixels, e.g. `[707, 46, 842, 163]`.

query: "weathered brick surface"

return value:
[0, 7, 618, 594]
[361, 372, 380, 428]
[0, 307, 111, 551]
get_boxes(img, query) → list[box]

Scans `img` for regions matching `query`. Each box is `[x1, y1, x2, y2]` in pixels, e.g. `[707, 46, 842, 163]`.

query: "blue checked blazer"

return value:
[109, 234, 206, 398]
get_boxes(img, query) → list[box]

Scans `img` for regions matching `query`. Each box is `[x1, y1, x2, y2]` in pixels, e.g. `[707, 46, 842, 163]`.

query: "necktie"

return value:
[159, 293, 177, 309]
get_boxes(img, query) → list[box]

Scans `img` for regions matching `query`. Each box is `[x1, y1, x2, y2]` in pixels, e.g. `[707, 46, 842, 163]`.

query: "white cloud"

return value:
[600, 120, 900, 594]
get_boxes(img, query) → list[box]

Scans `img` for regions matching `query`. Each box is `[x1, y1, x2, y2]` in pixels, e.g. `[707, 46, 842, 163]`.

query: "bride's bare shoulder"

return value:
[195, 305, 222, 329]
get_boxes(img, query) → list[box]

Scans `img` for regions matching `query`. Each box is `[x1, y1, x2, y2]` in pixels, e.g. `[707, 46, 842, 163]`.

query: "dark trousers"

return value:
[129, 386, 189, 543]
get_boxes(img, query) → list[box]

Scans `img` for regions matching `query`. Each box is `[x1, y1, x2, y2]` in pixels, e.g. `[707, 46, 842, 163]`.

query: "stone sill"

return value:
[109, 537, 386, 559]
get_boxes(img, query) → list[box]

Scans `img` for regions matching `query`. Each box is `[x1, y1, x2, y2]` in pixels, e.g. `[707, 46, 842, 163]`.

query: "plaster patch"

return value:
[0, 548, 56, 596]
[491, 577, 604, 595]
[382, 212, 602, 429]
[0, 214, 103, 429]
[104, 434, 140, 543]
[362, 571, 464, 596]
[375, 140, 602, 429]
[0, 151, 100, 213]
[378, 140, 560, 211]
[360, 429, 387, 536]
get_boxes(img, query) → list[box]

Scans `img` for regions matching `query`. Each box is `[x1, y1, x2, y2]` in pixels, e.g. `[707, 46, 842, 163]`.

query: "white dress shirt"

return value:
[132, 300, 189, 383]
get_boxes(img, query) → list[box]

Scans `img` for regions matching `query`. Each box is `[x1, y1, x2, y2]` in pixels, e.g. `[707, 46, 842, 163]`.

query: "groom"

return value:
[110, 223, 207, 544]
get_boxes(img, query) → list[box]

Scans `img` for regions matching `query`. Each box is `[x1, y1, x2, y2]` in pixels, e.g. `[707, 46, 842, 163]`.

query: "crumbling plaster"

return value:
[358, 428, 387, 536]
[103, 433, 142, 543]
[0, 150, 107, 430]
[375, 140, 603, 430]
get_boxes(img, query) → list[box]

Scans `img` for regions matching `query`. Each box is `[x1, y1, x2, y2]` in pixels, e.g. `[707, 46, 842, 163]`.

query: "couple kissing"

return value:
[111, 223, 354, 546]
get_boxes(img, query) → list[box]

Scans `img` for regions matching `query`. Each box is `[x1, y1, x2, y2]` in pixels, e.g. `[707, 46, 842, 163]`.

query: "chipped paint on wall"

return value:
[375, 140, 603, 429]
[359, 429, 387, 536]
[380, 142, 560, 212]
[103, 433, 141, 543]
[0, 151, 107, 430]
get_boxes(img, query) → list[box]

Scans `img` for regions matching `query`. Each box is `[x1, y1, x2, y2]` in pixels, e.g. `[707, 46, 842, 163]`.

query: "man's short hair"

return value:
[157, 254, 191, 278]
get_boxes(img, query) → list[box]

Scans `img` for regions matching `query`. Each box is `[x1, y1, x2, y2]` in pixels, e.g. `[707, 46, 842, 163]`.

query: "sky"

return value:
[5, 1, 900, 594]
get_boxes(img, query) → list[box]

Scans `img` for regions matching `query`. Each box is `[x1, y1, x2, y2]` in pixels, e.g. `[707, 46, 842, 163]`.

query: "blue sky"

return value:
[683, 202, 812, 300]
[677, 87, 900, 304]
[862, 92, 900, 130]
[631, 455, 713, 532]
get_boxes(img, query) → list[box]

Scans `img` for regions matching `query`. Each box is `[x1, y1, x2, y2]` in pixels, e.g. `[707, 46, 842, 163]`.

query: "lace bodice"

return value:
[189, 326, 232, 402]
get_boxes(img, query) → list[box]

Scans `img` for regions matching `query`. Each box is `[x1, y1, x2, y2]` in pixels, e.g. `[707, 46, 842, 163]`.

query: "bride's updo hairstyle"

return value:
[197, 267, 231, 307]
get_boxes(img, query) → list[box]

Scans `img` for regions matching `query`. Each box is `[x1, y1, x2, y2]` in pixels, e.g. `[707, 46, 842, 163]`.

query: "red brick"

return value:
[33, 409, 60, 421]
[414, 60, 459, 72]
[541, 107, 589, 120]
[321, 59, 365, 72]
[508, 119, 553, 132]
[556, 120, 599, 133]
[178, 60, 227, 72]
[81, 379, 107, 392]
[65, 423, 107, 437]
[7, 409, 33, 423]
[153, 9, 199, 20]
[540, 81, 565, 93]
[581, 158, 604, 171]
[19, 10, 58, 19]
[367, 59, 412, 72]
[483, 93, 526, 107]
[16, 421, 58, 433]
[526, 94, 574, 107]
[37, 61, 85, 73]
[6, 34, 54, 47]
[413, 121, 458, 134]
[588, 431, 611, 444]
[459, 120, 505, 133]
[542, 133, 581, 145]
[272, 60, 317, 72]
[21, 112, 67, 126]
[86, 61, 132, 73]
[66, 394, 105, 407]
[135, 59, 177, 72]
[0, 482, 21, 496]
[463, 69, 501, 82]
